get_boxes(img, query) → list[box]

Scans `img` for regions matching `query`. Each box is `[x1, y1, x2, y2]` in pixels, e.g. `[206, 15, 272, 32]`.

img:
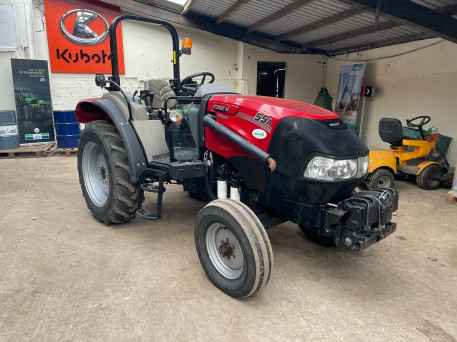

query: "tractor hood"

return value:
[205, 94, 369, 204]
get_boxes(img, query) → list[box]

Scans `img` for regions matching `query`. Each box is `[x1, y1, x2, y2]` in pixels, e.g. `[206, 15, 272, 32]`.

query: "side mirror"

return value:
[181, 38, 193, 55]
[95, 74, 107, 87]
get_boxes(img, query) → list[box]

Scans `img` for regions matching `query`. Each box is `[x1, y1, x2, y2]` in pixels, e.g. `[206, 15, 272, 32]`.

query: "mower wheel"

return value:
[416, 164, 442, 190]
[299, 225, 336, 247]
[365, 169, 395, 190]
[78, 121, 138, 225]
[194, 199, 273, 298]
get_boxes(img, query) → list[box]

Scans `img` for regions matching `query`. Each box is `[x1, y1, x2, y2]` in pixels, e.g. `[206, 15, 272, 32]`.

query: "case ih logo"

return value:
[213, 105, 230, 112]
[59, 9, 109, 46]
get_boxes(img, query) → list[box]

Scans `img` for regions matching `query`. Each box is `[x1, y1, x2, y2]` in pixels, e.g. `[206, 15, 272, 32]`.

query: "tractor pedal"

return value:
[136, 208, 161, 220]
[141, 183, 167, 194]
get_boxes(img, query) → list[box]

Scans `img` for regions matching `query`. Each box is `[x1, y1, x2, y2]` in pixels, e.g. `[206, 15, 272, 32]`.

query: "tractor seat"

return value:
[379, 118, 403, 147]
[144, 79, 177, 109]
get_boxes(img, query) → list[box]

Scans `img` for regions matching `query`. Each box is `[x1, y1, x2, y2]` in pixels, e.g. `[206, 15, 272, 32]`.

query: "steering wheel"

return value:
[180, 72, 215, 94]
[406, 115, 431, 140]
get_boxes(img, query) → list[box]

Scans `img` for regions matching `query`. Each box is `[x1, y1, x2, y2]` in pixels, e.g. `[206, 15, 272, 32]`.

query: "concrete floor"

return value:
[0, 156, 456, 342]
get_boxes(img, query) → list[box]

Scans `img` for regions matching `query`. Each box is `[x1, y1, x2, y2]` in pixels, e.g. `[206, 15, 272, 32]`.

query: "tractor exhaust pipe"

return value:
[203, 115, 277, 173]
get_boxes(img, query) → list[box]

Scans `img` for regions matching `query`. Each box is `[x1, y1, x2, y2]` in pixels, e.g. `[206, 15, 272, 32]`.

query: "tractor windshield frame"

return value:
[108, 14, 181, 93]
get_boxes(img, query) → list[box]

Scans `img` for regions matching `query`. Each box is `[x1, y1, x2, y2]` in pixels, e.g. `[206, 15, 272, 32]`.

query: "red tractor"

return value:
[75, 15, 398, 298]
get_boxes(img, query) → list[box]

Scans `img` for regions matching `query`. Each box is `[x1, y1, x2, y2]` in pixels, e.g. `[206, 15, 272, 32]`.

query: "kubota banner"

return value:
[43, 0, 125, 74]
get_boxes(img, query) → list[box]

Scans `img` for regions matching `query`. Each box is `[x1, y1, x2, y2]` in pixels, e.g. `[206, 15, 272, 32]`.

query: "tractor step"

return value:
[136, 169, 167, 220]
[136, 208, 162, 220]
[140, 182, 167, 194]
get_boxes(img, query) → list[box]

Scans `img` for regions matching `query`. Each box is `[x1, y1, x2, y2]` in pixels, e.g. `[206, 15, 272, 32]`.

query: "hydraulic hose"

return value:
[203, 115, 277, 173]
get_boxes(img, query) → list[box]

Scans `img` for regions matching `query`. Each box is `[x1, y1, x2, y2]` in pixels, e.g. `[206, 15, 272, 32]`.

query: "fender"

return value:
[75, 98, 147, 182]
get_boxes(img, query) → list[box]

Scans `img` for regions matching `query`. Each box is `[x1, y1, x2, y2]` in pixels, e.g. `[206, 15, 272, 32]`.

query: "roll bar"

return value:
[108, 15, 181, 92]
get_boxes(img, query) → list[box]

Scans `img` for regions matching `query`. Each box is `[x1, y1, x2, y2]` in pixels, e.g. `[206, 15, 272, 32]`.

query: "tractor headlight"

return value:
[357, 155, 369, 178]
[304, 155, 368, 181]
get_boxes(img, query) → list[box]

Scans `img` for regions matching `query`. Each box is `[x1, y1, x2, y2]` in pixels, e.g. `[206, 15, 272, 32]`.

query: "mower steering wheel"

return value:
[180, 72, 215, 94]
[406, 115, 431, 140]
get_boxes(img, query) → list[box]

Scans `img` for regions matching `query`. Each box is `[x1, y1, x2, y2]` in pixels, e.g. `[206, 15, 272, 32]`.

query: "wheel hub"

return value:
[206, 223, 244, 279]
[218, 238, 236, 259]
[98, 164, 108, 184]
[82, 141, 110, 207]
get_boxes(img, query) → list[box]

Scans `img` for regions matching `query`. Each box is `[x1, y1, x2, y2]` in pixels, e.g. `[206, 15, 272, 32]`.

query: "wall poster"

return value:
[43, 0, 124, 74]
[11, 58, 55, 145]
[335, 63, 366, 131]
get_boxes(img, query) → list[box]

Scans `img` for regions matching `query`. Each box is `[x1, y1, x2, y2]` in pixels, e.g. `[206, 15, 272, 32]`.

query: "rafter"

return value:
[181, 0, 197, 15]
[96, 0, 304, 53]
[329, 32, 436, 55]
[336, 0, 457, 44]
[302, 3, 457, 50]
[276, 8, 363, 41]
[303, 20, 400, 49]
[216, 0, 251, 24]
[247, 0, 316, 33]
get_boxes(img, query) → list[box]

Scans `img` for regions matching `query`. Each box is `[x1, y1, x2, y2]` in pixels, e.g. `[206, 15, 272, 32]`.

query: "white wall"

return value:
[0, 0, 32, 111]
[325, 39, 457, 166]
[0, 0, 245, 113]
[242, 44, 325, 103]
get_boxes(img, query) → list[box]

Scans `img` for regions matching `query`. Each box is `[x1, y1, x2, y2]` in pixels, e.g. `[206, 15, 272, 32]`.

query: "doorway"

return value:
[256, 62, 286, 98]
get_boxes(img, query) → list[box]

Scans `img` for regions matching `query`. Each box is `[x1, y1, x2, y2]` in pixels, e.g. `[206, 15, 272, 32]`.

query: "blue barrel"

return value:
[54, 110, 80, 149]
[0, 110, 20, 150]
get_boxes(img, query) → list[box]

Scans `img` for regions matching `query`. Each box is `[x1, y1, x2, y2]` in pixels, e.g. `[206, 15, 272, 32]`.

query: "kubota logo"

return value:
[59, 9, 109, 46]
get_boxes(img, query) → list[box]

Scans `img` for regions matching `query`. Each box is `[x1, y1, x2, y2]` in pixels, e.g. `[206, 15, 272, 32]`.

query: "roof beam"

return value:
[329, 32, 436, 55]
[302, 20, 400, 49]
[181, 0, 197, 15]
[336, 0, 457, 44]
[216, 0, 251, 24]
[97, 0, 304, 53]
[302, 4, 457, 50]
[276, 8, 364, 41]
[247, 0, 316, 33]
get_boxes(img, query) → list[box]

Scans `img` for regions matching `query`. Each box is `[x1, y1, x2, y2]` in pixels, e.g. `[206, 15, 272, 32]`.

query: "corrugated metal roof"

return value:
[260, 0, 351, 36]
[190, 0, 238, 18]
[225, 0, 297, 27]
[320, 25, 423, 51]
[293, 12, 388, 44]
[412, 0, 457, 9]
[131, 0, 457, 54]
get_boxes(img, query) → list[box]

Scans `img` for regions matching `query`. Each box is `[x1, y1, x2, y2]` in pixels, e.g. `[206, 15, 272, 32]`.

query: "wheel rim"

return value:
[82, 141, 110, 207]
[206, 223, 244, 279]
[377, 175, 392, 188]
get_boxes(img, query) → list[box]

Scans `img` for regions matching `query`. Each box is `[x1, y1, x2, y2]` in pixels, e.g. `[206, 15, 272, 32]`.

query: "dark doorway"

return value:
[256, 62, 286, 98]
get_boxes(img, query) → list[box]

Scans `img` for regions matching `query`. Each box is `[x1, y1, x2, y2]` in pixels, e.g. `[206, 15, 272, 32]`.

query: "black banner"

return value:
[11, 59, 55, 145]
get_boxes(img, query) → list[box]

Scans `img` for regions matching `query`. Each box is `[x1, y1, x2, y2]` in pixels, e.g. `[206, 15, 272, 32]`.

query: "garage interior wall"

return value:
[325, 39, 457, 166]
[241, 44, 325, 104]
[1, 0, 456, 168]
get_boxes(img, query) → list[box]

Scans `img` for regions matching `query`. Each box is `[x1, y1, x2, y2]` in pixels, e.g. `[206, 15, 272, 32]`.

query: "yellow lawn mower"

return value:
[365, 116, 453, 190]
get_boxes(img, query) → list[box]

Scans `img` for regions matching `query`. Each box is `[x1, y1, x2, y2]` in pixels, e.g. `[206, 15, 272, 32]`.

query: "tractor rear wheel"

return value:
[416, 164, 442, 190]
[299, 224, 336, 247]
[365, 169, 395, 190]
[78, 120, 138, 225]
[194, 199, 273, 298]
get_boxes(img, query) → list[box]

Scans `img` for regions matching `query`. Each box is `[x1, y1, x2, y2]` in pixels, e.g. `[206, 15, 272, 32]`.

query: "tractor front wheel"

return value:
[78, 120, 138, 225]
[416, 164, 442, 190]
[194, 199, 273, 298]
[365, 169, 395, 190]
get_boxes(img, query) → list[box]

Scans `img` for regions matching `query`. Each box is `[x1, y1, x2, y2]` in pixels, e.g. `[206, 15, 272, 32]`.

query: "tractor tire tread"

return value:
[78, 121, 138, 225]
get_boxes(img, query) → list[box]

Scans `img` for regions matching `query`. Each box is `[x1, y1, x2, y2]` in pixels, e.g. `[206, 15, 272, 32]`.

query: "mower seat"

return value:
[379, 118, 403, 147]
[144, 79, 177, 109]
